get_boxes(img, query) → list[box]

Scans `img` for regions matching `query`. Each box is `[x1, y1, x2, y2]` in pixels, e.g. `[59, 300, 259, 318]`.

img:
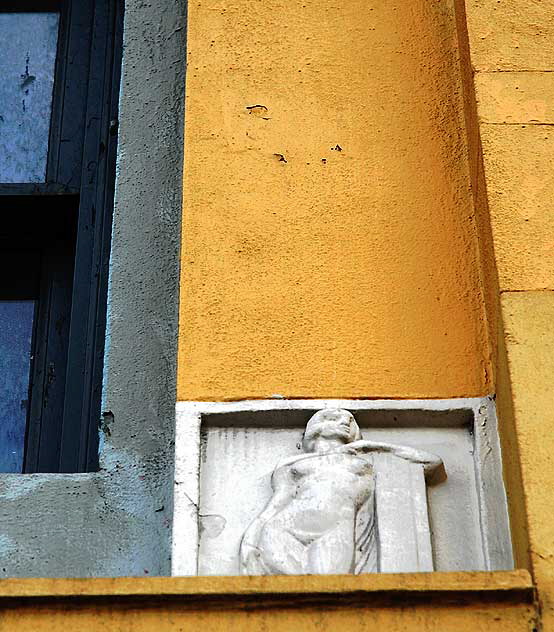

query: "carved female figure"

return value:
[239, 408, 444, 575]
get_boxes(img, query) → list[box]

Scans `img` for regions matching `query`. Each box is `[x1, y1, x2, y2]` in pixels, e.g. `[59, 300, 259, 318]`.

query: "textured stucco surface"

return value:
[476, 72, 554, 125]
[0, 0, 186, 577]
[465, 0, 554, 71]
[480, 124, 554, 291]
[178, 0, 493, 401]
[501, 293, 554, 627]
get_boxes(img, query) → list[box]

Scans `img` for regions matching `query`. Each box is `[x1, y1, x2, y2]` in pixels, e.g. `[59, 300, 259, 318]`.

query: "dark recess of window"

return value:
[0, 0, 124, 472]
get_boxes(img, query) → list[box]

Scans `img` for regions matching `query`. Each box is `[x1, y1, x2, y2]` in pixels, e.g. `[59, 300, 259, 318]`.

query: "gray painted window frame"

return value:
[0, 0, 185, 577]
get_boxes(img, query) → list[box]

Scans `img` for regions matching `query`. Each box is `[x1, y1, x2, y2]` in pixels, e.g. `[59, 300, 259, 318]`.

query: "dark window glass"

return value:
[0, 13, 59, 182]
[0, 300, 35, 472]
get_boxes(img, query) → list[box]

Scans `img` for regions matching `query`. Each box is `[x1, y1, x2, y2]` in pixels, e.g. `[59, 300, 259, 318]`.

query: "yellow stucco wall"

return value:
[0, 601, 536, 632]
[501, 295, 554, 627]
[177, 0, 494, 401]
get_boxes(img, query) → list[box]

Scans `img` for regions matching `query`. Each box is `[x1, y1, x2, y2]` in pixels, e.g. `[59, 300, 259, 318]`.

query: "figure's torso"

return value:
[269, 452, 374, 539]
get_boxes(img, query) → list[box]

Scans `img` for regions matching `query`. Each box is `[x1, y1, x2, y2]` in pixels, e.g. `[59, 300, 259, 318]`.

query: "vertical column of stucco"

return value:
[178, 0, 493, 401]
[463, 0, 554, 625]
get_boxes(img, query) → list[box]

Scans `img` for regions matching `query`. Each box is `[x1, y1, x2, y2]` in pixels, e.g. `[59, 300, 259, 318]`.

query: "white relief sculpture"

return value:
[239, 408, 446, 576]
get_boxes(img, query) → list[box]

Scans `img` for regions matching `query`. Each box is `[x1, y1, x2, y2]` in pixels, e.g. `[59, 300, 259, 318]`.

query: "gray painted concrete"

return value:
[0, 0, 186, 578]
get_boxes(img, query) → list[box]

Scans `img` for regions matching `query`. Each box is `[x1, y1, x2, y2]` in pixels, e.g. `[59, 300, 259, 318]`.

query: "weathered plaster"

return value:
[480, 123, 554, 292]
[475, 70, 554, 293]
[0, 0, 186, 577]
[475, 72, 554, 125]
[177, 0, 494, 401]
[464, 0, 554, 71]
[501, 293, 554, 627]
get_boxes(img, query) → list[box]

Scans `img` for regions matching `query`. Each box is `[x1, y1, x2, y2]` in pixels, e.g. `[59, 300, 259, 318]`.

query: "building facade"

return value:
[1, 0, 553, 629]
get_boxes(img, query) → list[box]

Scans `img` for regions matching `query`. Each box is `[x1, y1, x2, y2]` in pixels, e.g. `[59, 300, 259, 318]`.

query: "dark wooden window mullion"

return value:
[47, 0, 95, 190]
[21, 198, 78, 473]
[84, 0, 124, 471]
[24, 255, 54, 471]
[59, 0, 122, 472]
[45, 0, 69, 186]
[24, 249, 75, 472]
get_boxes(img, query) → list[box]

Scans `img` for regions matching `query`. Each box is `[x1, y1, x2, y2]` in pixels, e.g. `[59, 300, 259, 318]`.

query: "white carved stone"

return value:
[373, 455, 434, 572]
[172, 398, 513, 576]
[238, 409, 444, 575]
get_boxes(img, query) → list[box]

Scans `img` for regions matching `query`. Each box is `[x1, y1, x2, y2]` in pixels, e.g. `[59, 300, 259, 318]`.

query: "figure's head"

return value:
[302, 408, 361, 453]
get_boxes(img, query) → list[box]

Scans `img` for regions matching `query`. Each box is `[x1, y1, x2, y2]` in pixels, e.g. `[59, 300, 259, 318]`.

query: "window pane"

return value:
[0, 13, 59, 183]
[0, 301, 35, 472]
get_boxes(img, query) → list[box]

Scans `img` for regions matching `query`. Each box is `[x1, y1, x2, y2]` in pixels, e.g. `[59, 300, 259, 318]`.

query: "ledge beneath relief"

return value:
[172, 398, 513, 577]
[0, 570, 533, 607]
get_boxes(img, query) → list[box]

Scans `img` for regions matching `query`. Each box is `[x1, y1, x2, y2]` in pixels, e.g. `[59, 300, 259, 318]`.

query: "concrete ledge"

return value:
[0, 571, 534, 608]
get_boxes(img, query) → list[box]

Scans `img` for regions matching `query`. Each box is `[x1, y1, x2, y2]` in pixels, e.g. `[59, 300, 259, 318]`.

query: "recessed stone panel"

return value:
[173, 398, 513, 576]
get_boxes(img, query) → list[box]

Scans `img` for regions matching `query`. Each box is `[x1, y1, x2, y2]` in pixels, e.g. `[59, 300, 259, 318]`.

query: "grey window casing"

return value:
[0, 0, 186, 577]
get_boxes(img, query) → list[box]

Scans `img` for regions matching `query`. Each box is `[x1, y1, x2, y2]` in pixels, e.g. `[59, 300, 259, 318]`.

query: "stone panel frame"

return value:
[173, 397, 513, 576]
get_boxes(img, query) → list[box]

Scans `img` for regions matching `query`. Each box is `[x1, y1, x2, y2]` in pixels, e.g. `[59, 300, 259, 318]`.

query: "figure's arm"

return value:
[344, 440, 446, 483]
[239, 464, 295, 574]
